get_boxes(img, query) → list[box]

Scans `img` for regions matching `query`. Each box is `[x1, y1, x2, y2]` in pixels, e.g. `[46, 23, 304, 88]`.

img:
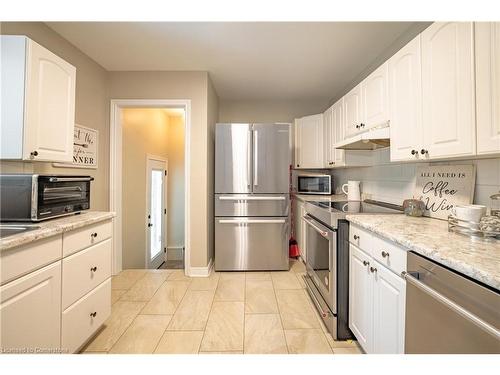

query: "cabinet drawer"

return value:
[62, 278, 111, 353]
[349, 225, 372, 255]
[370, 235, 407, 275]
[63, 219, 112, 257]
[62, 238, 111, 309]
[1, 235, 62, 285]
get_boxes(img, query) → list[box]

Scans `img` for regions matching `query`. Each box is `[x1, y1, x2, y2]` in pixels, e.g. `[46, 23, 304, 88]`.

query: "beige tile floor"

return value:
[81, 260, 363, 355]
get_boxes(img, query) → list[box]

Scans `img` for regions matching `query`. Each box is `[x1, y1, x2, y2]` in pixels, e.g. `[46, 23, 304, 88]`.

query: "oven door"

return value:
[302, 214, 336, 313]
[36, 176, 92, 218]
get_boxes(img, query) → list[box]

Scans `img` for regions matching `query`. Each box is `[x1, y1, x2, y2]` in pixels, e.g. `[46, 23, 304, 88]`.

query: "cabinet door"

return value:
[389, 35, 424, 161]
[344, 84, 362, 138]
[476, 22, 500, 155]
[0, 261, 61, 352]
[362, 62, 389, 129]
[372, 261, 406, 354]
[295, 114, 324, 168]
[24, 39, 76, 162]
[349, 244, 372, 353]
[421, 22, 475, 159]
[323, 106, 334, 167]
[332, 98, 346, 166]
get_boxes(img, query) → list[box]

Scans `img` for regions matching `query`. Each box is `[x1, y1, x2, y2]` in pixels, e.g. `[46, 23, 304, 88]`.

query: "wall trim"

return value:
[109, 99, 191, 276]
[189, 258, 213, 277]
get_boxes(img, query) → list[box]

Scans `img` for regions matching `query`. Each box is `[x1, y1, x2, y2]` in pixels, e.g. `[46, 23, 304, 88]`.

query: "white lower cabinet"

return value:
[0, 218, 112, 354]
[349, 244, 372, 350]
[0, 261, 62, 352]
[349, 225, 406, 354]
[372, 260, 406, 354]
[62, 278, 111, 353]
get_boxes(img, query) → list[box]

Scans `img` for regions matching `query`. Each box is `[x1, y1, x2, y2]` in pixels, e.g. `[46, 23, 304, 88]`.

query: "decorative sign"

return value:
[414, 165, 476, 220]
[53, 124, 98, 169]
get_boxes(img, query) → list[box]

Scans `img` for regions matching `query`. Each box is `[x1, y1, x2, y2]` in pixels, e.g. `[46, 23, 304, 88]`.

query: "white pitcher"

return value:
[342, 181, 361, 201]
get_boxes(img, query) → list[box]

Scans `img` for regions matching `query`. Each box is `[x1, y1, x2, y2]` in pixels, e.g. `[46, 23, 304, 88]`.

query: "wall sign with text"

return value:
[414, 165, 476, 220]
[53, 124, 98, 169]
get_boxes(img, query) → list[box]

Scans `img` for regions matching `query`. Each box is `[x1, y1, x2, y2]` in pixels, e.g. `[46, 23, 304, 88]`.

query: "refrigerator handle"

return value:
[247, 130, 252, 188]
[253, 130, 258, 187]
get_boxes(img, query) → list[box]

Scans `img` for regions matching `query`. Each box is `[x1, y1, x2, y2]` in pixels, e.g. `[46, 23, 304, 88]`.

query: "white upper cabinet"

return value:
[475, 22, 500, 155]
[323, 105, 335, 167]
[332, 98, 346, 166]
[421, 22, 475, 159]
[362, 62, 390, 129]
[389, 35, 423, 161]
[294, 114, 324, 169]
[344, 84, 363, 138]
[0, 36, 76, 162]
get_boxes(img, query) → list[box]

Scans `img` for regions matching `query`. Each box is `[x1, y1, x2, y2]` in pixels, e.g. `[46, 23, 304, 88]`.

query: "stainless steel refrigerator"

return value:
[215, 123, 290, 271]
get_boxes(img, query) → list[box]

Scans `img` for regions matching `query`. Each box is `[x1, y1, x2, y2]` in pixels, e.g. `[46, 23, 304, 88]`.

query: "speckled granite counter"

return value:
[0, 211, 115, 252]
[293, 193, 347, 202]
[345, 214, 500, 290]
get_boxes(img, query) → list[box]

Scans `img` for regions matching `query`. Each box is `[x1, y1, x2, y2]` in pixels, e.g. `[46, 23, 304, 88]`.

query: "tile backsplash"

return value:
[329, 149, 500, 209]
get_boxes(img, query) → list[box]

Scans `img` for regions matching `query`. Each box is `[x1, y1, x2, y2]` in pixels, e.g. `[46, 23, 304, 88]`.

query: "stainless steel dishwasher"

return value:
[403, 252, 500, 354]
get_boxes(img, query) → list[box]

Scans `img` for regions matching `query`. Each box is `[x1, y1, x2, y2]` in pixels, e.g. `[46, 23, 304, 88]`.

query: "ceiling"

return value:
[47, 22, 424, 101]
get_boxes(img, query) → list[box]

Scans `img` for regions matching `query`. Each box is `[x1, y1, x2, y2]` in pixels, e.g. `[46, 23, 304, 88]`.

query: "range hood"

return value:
[335, 124, 390, 150]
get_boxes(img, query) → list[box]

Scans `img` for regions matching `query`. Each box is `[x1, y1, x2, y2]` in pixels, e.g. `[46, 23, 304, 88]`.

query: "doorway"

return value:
[146, 156, 167, 269]
[109, 99, 191, 275]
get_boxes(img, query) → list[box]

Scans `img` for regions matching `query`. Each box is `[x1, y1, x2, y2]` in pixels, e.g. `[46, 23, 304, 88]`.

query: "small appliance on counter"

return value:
[297, 173, 332, 195]
[403, 199, 426, 217]
[0, 174, 93, 222]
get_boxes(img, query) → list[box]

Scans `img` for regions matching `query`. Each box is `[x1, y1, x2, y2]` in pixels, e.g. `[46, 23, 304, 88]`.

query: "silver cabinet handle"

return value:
[302, 215, 329, 238]
[381, 251, 390, 258]
[402, 271, 500, 340]
[48, 177, 94, 182]
[218, 196, 286, 201]
[253, 129, 258, 187]
[218, 219, 286, 224]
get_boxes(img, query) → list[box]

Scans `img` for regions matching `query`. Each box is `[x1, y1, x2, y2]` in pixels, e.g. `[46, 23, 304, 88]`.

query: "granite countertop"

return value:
[0, 211, 115, 252]
[346, 214, 500, 290]
[293, 193, 347, 202]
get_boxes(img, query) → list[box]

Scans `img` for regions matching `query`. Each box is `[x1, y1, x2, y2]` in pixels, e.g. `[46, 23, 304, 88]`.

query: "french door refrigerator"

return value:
[215, 123, 290, 271]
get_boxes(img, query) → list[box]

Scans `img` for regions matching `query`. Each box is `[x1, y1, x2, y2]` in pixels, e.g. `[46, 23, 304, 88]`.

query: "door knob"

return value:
[370, 266, 377, 273]
[90, 266, 97, 272]
[420, 149, 428, 155]
[30, 151, 38, 158]
[355, 124, 360, 129]
[381, 251, 389, 258]
[148, 223, 153, 227]
[363, 260, 370, 266]
[90, 312, 97, 318]
[353, 235, 359, 240]
[360, 123, 365, 128]
[91, 232, 98, 238]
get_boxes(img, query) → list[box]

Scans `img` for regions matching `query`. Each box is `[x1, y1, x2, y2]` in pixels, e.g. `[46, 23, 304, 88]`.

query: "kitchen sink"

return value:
[0, 224, 40, 238]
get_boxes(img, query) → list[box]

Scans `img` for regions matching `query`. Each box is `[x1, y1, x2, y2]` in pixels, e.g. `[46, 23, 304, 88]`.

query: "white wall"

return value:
[330, 149, 500, 208]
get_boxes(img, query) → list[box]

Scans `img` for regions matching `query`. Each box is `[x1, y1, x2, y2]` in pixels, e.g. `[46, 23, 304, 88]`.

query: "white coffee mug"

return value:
[342, 181, 361, 201]
[451, 204, 486, 223]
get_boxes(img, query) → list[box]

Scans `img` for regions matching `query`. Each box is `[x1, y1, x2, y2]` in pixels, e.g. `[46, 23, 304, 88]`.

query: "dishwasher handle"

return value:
[402, 271, 500, 340]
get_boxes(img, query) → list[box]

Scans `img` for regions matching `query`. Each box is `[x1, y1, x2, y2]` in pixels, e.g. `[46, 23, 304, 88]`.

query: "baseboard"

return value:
[188, 258, 213, 277]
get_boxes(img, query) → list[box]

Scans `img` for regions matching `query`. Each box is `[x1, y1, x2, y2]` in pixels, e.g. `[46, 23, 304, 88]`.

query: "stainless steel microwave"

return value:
[0, 174, 93, 222]
[297, 174, 332, 195]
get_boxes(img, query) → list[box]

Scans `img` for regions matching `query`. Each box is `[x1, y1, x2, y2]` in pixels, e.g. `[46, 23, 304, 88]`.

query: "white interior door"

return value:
[146, 156, 167, 269]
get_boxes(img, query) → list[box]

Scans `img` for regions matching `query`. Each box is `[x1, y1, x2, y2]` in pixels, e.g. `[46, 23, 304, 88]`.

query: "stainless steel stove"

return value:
[301, 199, 403, 340]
